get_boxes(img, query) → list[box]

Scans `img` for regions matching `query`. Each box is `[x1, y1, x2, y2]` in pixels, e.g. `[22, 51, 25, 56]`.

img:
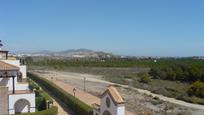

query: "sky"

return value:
[0, 0, 204, 56]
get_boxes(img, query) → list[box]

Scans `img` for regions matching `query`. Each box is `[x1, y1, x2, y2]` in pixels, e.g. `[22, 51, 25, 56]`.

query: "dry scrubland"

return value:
[29, 66, 204, 115]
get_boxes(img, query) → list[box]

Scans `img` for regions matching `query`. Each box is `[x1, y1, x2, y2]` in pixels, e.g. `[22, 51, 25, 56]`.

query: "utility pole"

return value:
[84, 77, 86, 92]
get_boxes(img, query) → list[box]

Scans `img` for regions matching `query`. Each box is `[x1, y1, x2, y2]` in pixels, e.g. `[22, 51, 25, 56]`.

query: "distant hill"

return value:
[17, 49, 116, 59]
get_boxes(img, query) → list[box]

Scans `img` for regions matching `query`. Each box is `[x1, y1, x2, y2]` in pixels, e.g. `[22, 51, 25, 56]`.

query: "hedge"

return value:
[28, 72, 93, 115]
[16, 106, 58, 115]
[28, 79, 53, 111]
[35, 97, 46, 111]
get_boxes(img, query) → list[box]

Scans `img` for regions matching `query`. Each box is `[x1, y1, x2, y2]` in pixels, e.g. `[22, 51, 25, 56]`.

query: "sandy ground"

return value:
[31, 70, 204, 115]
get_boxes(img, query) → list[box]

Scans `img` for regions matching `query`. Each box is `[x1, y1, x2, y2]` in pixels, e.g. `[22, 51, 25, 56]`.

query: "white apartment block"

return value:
[0, 42, 35, 114]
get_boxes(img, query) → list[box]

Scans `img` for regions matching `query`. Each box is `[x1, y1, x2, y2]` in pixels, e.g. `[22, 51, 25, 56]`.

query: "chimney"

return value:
[0, 40, 3, 51]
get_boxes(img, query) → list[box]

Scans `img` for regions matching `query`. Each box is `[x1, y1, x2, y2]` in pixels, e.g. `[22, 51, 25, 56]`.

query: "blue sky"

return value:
[0, 0, 204, 56]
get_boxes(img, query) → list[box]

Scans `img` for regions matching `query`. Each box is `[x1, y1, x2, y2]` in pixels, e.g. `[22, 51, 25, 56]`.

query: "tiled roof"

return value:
[101, 86, 125, 105]
[0, 61, 19, 71]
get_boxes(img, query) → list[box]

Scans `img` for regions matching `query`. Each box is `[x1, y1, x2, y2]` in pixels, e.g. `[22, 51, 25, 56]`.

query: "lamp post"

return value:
[73, 88, 78, 114]
[73, 88, 77, 97]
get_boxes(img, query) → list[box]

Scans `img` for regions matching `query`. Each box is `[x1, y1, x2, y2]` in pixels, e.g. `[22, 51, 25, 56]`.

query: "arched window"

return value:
[106, 97, 111, 108]
[14, 99, 30, 114]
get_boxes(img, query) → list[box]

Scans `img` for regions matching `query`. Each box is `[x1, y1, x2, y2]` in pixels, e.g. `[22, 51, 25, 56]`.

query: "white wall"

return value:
[117, 106, 125, 115]
[6, 76, 29, 91]
[100, 94, 117, 115]
[7, 77, 15, 91]
[16, 84, 29, 90]
[99, 93, 125, 115]
[8, 93, 35, 114]
[19, 66, 27, 79]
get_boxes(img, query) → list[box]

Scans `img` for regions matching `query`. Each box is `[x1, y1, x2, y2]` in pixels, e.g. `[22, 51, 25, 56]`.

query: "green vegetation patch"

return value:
[188, 81, 204, 98]
[28, 79, 53, 111]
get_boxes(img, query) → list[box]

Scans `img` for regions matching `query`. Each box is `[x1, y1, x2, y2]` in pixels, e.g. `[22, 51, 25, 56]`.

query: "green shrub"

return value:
[28, 79, 40, 90]
[28, 79, 53, 111]
[28, 73, 92, 115]
[188, 81, 204, 98]
[35, 90, 52, 101]
[36, 97, 46, 111]
[16, 106, 58, 115]
[139, 73, 151, 84]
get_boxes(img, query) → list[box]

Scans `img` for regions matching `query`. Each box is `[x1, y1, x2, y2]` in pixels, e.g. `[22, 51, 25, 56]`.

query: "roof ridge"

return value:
[101, 86, 125, 105]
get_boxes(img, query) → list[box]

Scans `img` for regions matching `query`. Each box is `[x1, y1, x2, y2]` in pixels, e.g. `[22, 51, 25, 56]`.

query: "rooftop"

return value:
[101, 86, 125, 105]
[0, 61, 19, 71]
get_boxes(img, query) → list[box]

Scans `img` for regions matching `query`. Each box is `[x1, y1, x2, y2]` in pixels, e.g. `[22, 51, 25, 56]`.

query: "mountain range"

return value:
[17, 49, 116, 58]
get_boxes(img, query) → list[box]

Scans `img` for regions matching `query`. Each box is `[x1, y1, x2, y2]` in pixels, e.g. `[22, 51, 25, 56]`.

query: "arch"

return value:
[103, 110, 112, 115]
[14, 99, 31, 114]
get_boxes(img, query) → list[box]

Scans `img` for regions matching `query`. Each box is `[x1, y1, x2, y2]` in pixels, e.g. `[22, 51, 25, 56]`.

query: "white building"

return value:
[0, 43, 35, 114]
[93, 86, 125, 115]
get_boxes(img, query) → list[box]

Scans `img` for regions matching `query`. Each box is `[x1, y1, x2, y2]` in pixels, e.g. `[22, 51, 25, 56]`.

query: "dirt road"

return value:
[37, 70, 204, 110]
[32, 70, 204, 115]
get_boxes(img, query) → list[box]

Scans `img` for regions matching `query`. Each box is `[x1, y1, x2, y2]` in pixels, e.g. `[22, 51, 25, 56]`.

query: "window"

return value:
[106, 97, 111, 108]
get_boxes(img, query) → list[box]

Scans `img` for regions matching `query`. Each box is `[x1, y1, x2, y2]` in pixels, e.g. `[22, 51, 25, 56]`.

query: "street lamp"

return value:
[73, 88, 78, 114]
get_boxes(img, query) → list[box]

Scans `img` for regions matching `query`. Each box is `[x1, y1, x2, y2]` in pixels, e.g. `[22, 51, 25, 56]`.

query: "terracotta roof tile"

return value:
[0, 61, 19, 71]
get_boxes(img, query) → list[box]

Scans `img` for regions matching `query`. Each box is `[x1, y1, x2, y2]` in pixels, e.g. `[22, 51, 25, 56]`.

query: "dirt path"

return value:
[43, 89, 74, 115]
[53, 97, 71, 115]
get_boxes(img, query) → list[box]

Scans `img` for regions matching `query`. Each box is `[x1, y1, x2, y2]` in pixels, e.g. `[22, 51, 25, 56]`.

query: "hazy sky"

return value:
[0, 0, 204, 56]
